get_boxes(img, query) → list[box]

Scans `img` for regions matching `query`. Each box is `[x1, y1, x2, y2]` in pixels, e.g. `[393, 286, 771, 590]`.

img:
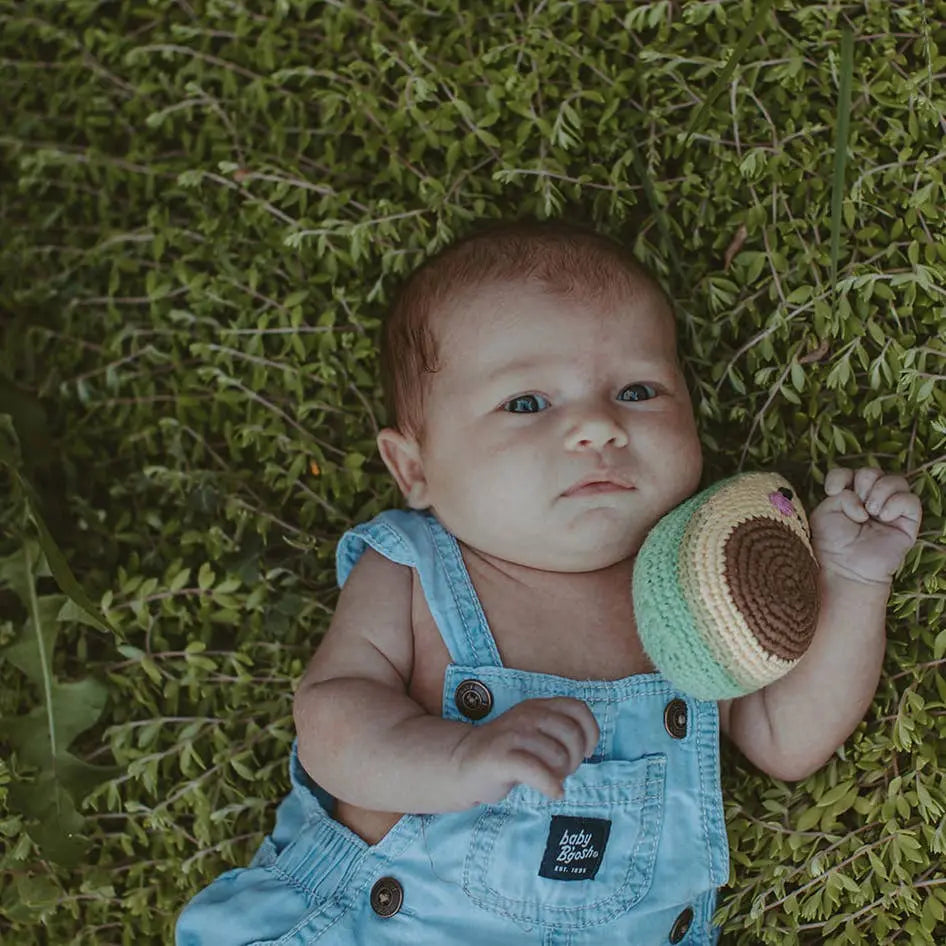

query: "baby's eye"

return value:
[503, 393, 549, 413]
[617, 383, 657, 402]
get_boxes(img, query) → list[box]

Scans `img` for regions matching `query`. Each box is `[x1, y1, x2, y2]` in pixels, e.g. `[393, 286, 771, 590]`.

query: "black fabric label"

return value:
[538, 815, 612, 881]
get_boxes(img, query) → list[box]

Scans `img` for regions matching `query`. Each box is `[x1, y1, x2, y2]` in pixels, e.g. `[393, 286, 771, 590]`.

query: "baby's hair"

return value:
[380, 216, 671, 441]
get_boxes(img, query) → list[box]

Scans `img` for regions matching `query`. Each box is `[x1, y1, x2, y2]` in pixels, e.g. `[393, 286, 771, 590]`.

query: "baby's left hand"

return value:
[808, 467, 922, 586]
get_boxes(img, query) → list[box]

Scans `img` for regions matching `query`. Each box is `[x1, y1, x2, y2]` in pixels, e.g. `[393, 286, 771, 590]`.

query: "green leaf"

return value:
[140, 656, 162, 684]
[169, 568, 191, 592]
[934, 628, 946, 661]
[1, 590, 60, 686]
[117, 644, 145, 660]
[816, 780, 855, 809]
[7, 776, 87, 868]
[795, 805, 823, 831]
[197, 562, 215, 590]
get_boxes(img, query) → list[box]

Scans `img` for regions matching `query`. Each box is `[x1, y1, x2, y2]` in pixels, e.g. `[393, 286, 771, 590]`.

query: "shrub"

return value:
[2, 1, 944, 943]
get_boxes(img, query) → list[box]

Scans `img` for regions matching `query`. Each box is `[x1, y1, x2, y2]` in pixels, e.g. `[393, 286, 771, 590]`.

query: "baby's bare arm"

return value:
[721, 573, 889, 782]
[293, 548, 597, 812]
[722, 466, 920, 782]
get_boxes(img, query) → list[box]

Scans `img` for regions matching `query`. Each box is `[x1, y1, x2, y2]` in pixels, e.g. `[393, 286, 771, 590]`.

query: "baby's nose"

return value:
[564, 411, 629, 451]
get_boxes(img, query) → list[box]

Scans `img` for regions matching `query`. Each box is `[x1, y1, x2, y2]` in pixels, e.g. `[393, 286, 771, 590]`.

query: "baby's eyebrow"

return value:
[485, 356, 672, 384]
[485, 357, 545, 382]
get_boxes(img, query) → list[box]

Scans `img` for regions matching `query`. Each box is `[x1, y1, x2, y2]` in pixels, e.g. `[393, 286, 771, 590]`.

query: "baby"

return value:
[176, 219, 921, 946]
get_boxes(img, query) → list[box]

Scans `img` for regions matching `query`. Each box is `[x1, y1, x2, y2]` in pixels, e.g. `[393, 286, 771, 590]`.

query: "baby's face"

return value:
[383, 278, 703, 572]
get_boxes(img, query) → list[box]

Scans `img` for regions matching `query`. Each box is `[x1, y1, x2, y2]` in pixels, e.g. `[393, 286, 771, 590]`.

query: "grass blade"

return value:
[0, 414, 117, 637]
[829, 26, 855, 311]
[682, 0, 777, 149]
[625, 131, 684, 281]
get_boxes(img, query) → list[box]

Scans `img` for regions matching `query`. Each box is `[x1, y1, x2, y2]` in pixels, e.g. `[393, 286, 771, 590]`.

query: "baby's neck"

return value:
[454, 539, 647, 677]
[457, 541, 635, 599]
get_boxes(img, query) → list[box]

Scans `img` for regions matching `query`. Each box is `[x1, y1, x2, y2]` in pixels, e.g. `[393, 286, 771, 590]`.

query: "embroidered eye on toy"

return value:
[632, 472, 821, 700]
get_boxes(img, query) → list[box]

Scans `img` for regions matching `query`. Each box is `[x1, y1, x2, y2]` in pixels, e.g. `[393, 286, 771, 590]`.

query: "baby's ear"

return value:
[377, 428, 430, 509]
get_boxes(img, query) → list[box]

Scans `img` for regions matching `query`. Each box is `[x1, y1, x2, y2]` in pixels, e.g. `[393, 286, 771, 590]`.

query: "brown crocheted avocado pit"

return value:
[723, 517, 820, 661]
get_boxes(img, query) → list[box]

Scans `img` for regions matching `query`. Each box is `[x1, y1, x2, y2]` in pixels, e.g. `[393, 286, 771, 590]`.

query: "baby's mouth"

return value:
[563, 473, 636, 497]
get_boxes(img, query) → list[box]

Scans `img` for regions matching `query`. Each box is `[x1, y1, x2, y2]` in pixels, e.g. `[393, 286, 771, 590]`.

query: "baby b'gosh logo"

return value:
[538, 816, 612, 881]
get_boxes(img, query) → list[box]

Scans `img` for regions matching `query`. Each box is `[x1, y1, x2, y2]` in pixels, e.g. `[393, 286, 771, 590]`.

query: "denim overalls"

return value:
[176, 509, 730, 945]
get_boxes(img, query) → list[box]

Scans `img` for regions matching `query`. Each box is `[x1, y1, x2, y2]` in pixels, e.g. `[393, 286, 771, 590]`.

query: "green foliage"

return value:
[1, 0, 945, 943]
[0, 539, 116, 868]
[0, 417, 121, 871]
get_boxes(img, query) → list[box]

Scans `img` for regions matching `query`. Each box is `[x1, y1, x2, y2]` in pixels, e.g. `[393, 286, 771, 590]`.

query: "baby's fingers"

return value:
[819, 488, 870, 523]
[506, 749, 568, 800]
[862, 474, 909, 517]
[825, 467, 856, 496]
[539, 697, 600, 759]
[871, 491, 922, 537]
[529, 730, 586, 782]
[533, 713, 592, 776]
[825, 466, 884, 502]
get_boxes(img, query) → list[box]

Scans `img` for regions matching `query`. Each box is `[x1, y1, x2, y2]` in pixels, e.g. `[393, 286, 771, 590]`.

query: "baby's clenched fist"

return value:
[451, 697, 599, 806]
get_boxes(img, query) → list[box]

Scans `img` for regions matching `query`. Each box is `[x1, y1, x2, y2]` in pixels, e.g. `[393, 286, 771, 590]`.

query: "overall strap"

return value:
[336, 509, 503, 668]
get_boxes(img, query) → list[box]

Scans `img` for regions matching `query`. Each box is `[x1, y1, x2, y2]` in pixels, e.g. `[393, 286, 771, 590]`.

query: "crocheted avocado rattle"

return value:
[632, 472, 820, 700]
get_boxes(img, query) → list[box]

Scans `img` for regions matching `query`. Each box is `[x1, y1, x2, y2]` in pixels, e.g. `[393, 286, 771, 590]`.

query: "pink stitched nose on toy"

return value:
[769, 489, 795, 516]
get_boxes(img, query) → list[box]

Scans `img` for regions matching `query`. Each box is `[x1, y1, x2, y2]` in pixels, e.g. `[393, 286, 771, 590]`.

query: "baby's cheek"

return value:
[667, 424, 703, 488]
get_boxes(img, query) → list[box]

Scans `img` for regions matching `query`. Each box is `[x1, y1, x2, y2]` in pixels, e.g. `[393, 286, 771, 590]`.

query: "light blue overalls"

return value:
[176, 509, 730, 945]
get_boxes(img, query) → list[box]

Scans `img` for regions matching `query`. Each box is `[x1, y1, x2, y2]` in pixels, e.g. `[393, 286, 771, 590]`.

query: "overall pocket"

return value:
[461, 755, 666, 932]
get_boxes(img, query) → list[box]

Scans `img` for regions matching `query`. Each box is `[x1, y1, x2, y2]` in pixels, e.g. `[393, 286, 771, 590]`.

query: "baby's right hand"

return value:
[452, 697, 600, 805]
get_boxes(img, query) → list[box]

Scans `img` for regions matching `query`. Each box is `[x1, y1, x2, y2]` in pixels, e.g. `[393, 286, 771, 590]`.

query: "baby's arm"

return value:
[721, 572, 890, 781]
[720, 467, 922, 782]
[293, 547, 598, 813]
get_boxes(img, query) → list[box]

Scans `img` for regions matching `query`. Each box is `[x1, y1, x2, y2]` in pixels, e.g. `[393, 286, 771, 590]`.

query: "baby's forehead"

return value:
[428, 282, 679, 391]
[435, 277, 675, 346]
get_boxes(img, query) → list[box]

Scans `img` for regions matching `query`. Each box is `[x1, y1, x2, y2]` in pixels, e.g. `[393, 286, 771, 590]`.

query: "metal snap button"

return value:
[669, 905, 694, 943]
[370, 876, 403, 917]
[454, 679, 493, 720]
[664, 699, 688, 739]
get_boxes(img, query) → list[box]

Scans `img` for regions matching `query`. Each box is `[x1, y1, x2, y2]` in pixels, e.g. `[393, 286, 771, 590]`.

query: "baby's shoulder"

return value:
[337, 508, 436, 588]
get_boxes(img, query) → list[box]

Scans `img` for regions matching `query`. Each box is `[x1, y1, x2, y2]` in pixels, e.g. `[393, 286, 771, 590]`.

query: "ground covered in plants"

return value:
[2, 1, 945, 943]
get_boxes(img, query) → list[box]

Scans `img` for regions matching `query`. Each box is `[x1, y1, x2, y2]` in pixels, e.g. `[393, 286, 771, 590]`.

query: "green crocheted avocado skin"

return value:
[632, 478, 751, 700]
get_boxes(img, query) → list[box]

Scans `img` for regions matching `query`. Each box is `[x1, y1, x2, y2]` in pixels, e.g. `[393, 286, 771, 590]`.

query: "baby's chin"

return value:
[540, 536, 645, 572]
[485, 521, 649, 573]
[437, 498, 676, 572]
